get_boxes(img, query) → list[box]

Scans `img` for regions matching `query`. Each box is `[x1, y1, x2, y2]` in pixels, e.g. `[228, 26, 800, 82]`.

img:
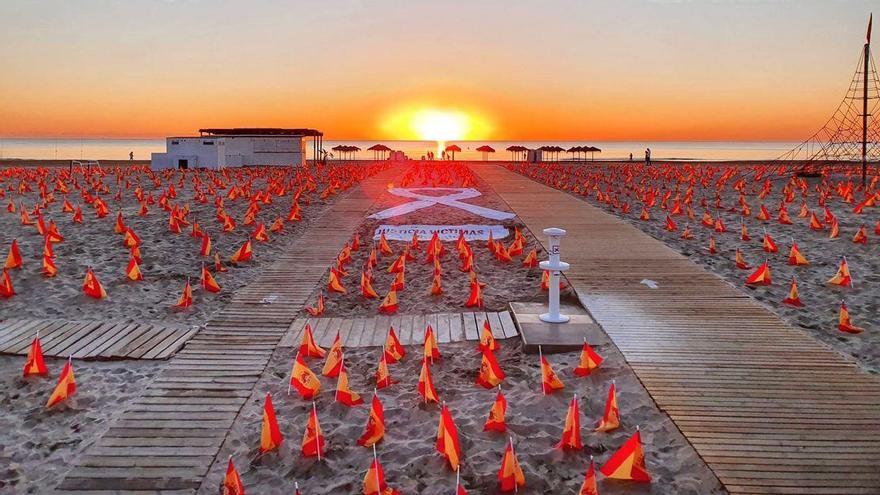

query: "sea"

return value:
[0, 138, 802, 162]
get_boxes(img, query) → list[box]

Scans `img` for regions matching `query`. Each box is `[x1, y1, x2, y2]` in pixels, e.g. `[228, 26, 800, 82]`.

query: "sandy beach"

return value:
[200, 338, 724, 494]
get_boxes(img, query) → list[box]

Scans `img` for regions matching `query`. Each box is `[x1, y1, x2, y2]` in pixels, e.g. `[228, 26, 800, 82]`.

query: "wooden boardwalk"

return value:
[0, 318, 197, 360]
[277, 311, 518, 348]
[474, 164, 880, 495]
[56, 168, 398, 493]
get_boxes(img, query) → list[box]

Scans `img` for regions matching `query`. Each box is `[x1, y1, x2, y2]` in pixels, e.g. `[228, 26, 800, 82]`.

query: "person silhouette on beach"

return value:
[645, 148, 651, 165]
[629, 152, 633, 161]
[129, 151, 134, 160]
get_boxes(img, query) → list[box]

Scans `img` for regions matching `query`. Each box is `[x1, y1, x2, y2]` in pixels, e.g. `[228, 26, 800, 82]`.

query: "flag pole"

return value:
[538, 345, 546, 395]
[336, 353, 344, 403]
[312, 401, 321, 462]
[455, 466, 461, 493]
[372, 444, 381, 492]
[509, 436, 518, 493]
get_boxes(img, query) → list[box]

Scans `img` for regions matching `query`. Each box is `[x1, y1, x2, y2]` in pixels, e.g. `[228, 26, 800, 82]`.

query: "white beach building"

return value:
[150, 128, 323, 170]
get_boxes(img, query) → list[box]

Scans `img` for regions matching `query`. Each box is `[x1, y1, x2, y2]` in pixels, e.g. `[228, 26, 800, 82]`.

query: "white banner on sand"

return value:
[368, 188, 516, 221]
[373, 224, 510, 242]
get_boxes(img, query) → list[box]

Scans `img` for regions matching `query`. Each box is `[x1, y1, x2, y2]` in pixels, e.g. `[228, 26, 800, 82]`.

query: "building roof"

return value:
[198, 128, 323, 137]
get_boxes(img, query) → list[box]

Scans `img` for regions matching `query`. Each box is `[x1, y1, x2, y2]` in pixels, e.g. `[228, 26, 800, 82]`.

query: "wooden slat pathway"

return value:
[0, 318, 198, 360]
[56, 168, 398, 494]
[277, 311, 517, 348]
[475, 164, 880, 495]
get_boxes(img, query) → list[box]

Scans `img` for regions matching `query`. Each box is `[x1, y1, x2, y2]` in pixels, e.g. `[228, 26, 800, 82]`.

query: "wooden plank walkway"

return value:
[474, 164, 880, 495]
[56, 168, 398, 494]
[277, 311, 517, 348]
[0, 318, 198, 360]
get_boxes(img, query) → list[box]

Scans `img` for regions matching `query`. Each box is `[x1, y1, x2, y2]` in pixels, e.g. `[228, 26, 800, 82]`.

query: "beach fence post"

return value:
[539, 228, 570, 323]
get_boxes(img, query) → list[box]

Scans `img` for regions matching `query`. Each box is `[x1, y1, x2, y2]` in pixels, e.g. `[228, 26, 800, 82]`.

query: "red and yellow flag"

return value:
[476, 349, 505, 389]
[436, 404, 462, 470]
[578, 458, 599, 495]
[46, 358, 76, 408]
[595, 382, 620, 432]
[230, 240, 253, 263]
[299, 324, 326, 358]
[375, 352, 394, 389]
[125, 257, 143, 281]
[289, 353, 321, 399]
[574, 341, 603, 377]
[522, 249, 538, 268]
[328, 268, 347, 293]
[23, 335, 48, 377]
[540, 351, 564, 394]
[363, 456, 398, 495]
[306, 292, 325, 316]
[378, 289, 398, 314]
[335, 358, 363, 406]
[783, 277, 803, 307]
[479, 320, 499, 352]
[484, 389, 507, 432]
[357, 394, 385, 447]
[423, 325, 441, 362]
[599, 429, 652, 482]
[762, 232, 778, 253]
[82, 268, 107, 299]
[0, 269, 14, 298]
[838, 301, 864, 334]
[260, 393, 283, 453]
[322, 333, 344, 378]
[361, 271, 379, 298]
[383, 327, 405, 364]
[418, 358, 439, 403]
[464, 280, 484, 308]
[788, 243, 809, 266]
[174, 279, 193, 308]
[827, 258, 852, 287]
[4, 239, 22, 269]
[301, 404, 325, 458]
[222, 458, 245, 495]
[43, 254, 58, 277]
[200, 233, 212, 257]
[202, 265, 221, 293]
[497, 439, 526, 492]
[556, 395, 583, 450]
[745, 261, 771, 285]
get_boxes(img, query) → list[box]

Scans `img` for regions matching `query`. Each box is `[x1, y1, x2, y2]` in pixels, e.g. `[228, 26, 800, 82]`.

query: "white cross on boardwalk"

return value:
[368, 188, 516, 221]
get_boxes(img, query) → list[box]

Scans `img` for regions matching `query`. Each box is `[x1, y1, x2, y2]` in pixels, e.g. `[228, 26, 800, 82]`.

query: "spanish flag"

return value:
[230, 240, 253, 263]
[4, 239, 22, 269]
[788, 243, 809, 266]
[378, 289, 398, 314]
[809, 212, 824, 230]
[260, 393, 283, 453]
[539, 348, 564, 394]
[378, 232, 393, 255]
[23, 335, 48, 377]
[114, 211, 126, 234]
[762, 232, 778, 253]
[375, 352, 394, 389]
[479, 320, 499, 352]
[328, 268, 347, 293]
[827, 258, 852, 287]
[556, 395, 583, 450]
[82, 268, 107, 299]
[289, 352, 321, 399]
[174, 279, 193, 308]
[335, 358, 363, 406]
[484, 389, 507, 432]
[43, 254, 58, 278]
[429, 272, 443, 295]
[838, 301, 864, 334]
[423, 325, 441, 362]
[522, 249, 538, 268]
[464, 280, 484, 308]
[578, 458, 599, 495]
[201, 265, 221, 293]
[595, 382, 621, 432]
[222, 458, 245, 494]
[853, 225, 868, 245]
[573, 340, 603, 377]
[476, 349, 505, 388]
[735, 249, 749, 270]
[383, 327, 405, 364]
[389, 270, 405, 291]
[436, 404, 462, 470]
[418, 358, 439, 403]
[599, 428, 651, 482]
[200, 233, 212, 257]
[387, 253, 405, 273]
[782, 277, 803, 307]
[357, 394, 385, 447]
[252, 222, 269, 242]
[497, 438, 526, 492]
[46, 358, 76, 408]
[301, 403, 325, 459]
[299, 324, 326, 358]
[745, 261, 771, 285]
[361, 271, 379, 298]
[125, 257, 143, 281]
[322, 332, 343, 378]
[363, 454, 399, 495]
[0, 269, 14, 298]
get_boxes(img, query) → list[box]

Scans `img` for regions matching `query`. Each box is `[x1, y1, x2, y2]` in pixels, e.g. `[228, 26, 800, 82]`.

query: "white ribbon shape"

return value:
[369, 188, 516, 221]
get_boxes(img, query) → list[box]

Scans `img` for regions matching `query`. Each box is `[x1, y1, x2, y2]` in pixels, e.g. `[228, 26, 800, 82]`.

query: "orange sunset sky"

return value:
[0, 1, 875, 141]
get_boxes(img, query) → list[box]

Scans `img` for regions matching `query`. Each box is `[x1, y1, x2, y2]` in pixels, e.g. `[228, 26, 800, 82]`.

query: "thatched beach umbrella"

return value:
[368, 144, 391, 160]
[586, 146, 601, 161]
[445, 144, 462, 160]
[331, 145, 347, 161]
[476, 145, 496, 161]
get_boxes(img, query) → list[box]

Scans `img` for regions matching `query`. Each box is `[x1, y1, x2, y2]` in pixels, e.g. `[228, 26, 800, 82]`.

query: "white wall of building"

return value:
[151, 135, 305, 170]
